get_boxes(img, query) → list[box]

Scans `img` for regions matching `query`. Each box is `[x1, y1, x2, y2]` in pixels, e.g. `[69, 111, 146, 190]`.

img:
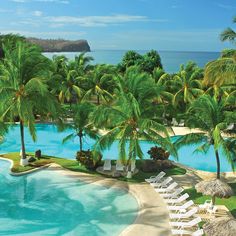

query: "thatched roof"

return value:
[195, 179, 234, 198]
[203, 217, 236, 236]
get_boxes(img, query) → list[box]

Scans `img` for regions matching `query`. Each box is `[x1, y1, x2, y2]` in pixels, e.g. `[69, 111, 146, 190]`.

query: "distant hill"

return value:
[27, 38, 91, 52]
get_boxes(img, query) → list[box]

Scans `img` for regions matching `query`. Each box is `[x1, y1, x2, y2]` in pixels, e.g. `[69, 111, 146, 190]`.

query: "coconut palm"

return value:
[92, 67, 177, 176]
[174, 95, 236, 179]
[203, 49, 236, 88]
[51, 55, 84, 104]
[83, 64, 118, 105]
[171, 61, 204, 105]
[220, 16, 236, 45]
[0, 41, 58, 161]
[72, 53, 93, 76]
[62, 102, 98, 152]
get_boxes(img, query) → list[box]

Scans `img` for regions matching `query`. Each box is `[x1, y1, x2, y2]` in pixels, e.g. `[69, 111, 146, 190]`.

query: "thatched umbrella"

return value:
[203, 217, 236, 236]
[195, 179, 234, 205]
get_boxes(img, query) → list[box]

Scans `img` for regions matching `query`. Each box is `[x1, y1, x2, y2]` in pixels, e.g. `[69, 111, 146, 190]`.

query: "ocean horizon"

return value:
[43, 49, 220, 73]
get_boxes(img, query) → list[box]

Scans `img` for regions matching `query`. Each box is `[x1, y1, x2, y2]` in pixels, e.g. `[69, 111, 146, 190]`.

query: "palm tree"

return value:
[62, 102, 98, 152]
[220, 16, 236, 44]
[51, 55, 84, 104]
[203, 49, 236, 88]
[83, 64, 118, 105]
[0, 41, 58, 162]
[171, 61, 204, 105]
[72, 52, 93, 76]
[174, 95, 236, 179]
[92, 67, 177, 177]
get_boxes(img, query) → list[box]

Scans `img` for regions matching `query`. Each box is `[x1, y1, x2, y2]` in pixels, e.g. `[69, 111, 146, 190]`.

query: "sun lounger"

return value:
[169, 207, 198, 220]
[170, 216, 202, 228]
[116, 160, 124, 171]
[167, 200, 194, 211]
[155, 182, 178, 193]
[199, 199, 212, 210]
[150, 176, 173, 188]
[145, 171, 166, 183]
[160, 187, 184, 199]
[172, 228, 204, 236]
[206, 205, 217, 215]
[165, 193, 189, 204]
[103, 159, 111, 171]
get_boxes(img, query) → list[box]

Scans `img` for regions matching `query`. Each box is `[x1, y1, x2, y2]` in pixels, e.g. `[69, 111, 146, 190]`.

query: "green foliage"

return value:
[220, 16, 236, 44]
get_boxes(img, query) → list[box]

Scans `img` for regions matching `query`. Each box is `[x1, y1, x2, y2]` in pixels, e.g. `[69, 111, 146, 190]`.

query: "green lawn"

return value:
[0, 153, 186, 183]
[185, 185, 236, 218]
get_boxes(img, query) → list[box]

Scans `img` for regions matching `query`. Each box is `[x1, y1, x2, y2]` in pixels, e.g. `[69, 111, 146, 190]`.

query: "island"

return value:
[27, 38, 91, 52]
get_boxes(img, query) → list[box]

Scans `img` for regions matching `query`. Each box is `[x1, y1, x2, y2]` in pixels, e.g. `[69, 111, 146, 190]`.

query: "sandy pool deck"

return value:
[47, 164, 172, 236]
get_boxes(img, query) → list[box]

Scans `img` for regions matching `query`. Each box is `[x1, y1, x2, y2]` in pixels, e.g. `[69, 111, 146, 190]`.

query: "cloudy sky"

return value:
[0, 0, 235, 51]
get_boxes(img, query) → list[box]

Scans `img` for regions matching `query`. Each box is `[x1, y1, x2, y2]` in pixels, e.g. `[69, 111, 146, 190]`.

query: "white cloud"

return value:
[46, 14, 165, 27]
[32, 11, 43, 17]
[217, 3, 236, 10]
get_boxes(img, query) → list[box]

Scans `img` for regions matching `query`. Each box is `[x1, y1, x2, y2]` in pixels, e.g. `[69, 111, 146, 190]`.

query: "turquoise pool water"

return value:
[0, 124, 235, 172]
[0, 159, 138, 236]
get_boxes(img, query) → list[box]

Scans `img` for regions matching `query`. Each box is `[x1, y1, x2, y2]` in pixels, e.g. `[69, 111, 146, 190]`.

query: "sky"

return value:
[0, 0, 235, 51]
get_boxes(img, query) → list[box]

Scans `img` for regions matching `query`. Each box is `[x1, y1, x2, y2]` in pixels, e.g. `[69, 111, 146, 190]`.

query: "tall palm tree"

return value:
[92, 67, 177, 176]
[171, 61, 204, 105]
[83, 64, 118, 105]
[0, 41, 58, 162]
[203, 49, 236, 88]
[220, 16, 236, 44]
[62, 102, 98, 152]
[175, 95, 236, 179]
[51, 55, 84, 104]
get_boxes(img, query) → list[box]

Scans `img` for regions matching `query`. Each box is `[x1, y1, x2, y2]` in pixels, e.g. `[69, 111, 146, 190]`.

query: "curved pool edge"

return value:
[45, 163, 172, 236]
[172, 161, 236, 183]
[0, 158, 172, 236]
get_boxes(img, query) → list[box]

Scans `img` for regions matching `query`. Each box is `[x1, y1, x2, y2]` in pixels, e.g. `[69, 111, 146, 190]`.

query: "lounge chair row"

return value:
[145, 172, 204, 236]
[103, 159, 136, 172]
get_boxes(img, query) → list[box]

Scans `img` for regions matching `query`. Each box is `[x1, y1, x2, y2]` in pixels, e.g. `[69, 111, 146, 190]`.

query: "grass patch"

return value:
[185, 185, 236, 218]
[0, 153, 186, 183]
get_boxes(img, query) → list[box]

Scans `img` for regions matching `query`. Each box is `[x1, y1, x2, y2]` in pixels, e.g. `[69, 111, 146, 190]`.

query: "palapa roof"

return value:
[195, 179, 234, 198]
[203, 217, 236, 236]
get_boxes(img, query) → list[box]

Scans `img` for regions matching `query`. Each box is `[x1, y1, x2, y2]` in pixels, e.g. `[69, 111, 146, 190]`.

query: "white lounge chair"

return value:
[165, 193, 189, 204]
[168, 200, 194, 211]
[103, 159, 111, 171]
[172, 228, 204, 236]
[150, 176, 173, 188]
[199, 199, 212, 210]
[170, 216, 202, 228]
[169, 207, 198, 220]
[145, 171, 166, 183]
[207, 205, 218, 215]
[155, 182, 178, 193]
[116, 160, 124, 171]
[160, 187, 184, 199]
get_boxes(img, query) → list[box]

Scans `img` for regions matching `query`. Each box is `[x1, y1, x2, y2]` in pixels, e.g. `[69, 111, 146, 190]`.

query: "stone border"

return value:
[0, 158, 172, 236]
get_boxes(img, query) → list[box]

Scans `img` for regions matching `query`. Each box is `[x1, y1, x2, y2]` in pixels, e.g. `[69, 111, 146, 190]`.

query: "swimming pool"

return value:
[0, 159, 138, 236]
[0, 124, 235, 172]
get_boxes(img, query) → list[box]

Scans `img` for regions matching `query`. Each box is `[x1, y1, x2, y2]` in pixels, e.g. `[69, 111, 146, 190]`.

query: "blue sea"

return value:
[44, 50, 220, 73]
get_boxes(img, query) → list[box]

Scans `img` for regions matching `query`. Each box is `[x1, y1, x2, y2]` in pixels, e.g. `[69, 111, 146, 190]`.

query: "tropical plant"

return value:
[62, 102, 98, 152]
[51, 55, 84, 104]
[0, 41, 58, 160]
[220, 16, 236, 44]
[203, 49, 236, 88]
[174, 95, 236, 179]
[92, 67, 177, 176]
[83, 64, 118, 105]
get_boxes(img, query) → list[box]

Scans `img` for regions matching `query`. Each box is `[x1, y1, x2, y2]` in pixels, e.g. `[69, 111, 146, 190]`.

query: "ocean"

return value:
[43, 50, 220, 73]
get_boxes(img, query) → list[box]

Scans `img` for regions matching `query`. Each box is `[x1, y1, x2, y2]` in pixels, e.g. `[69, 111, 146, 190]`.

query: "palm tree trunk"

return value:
[79, 130, 83, 152]
[97, 94, 100, 105]
[20, 120, 26, 159]
[215, 149, 221, 179]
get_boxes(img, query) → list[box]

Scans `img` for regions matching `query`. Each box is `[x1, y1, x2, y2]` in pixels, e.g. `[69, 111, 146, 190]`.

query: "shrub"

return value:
[76, 150, 102, 170]
[147, 146, 170, 160]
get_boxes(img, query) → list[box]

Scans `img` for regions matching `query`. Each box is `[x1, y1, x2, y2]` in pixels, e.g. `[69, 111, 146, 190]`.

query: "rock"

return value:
[28, 156, 36, 162]
[141, 160, 159, 172]
[35, 149, 41, 159]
